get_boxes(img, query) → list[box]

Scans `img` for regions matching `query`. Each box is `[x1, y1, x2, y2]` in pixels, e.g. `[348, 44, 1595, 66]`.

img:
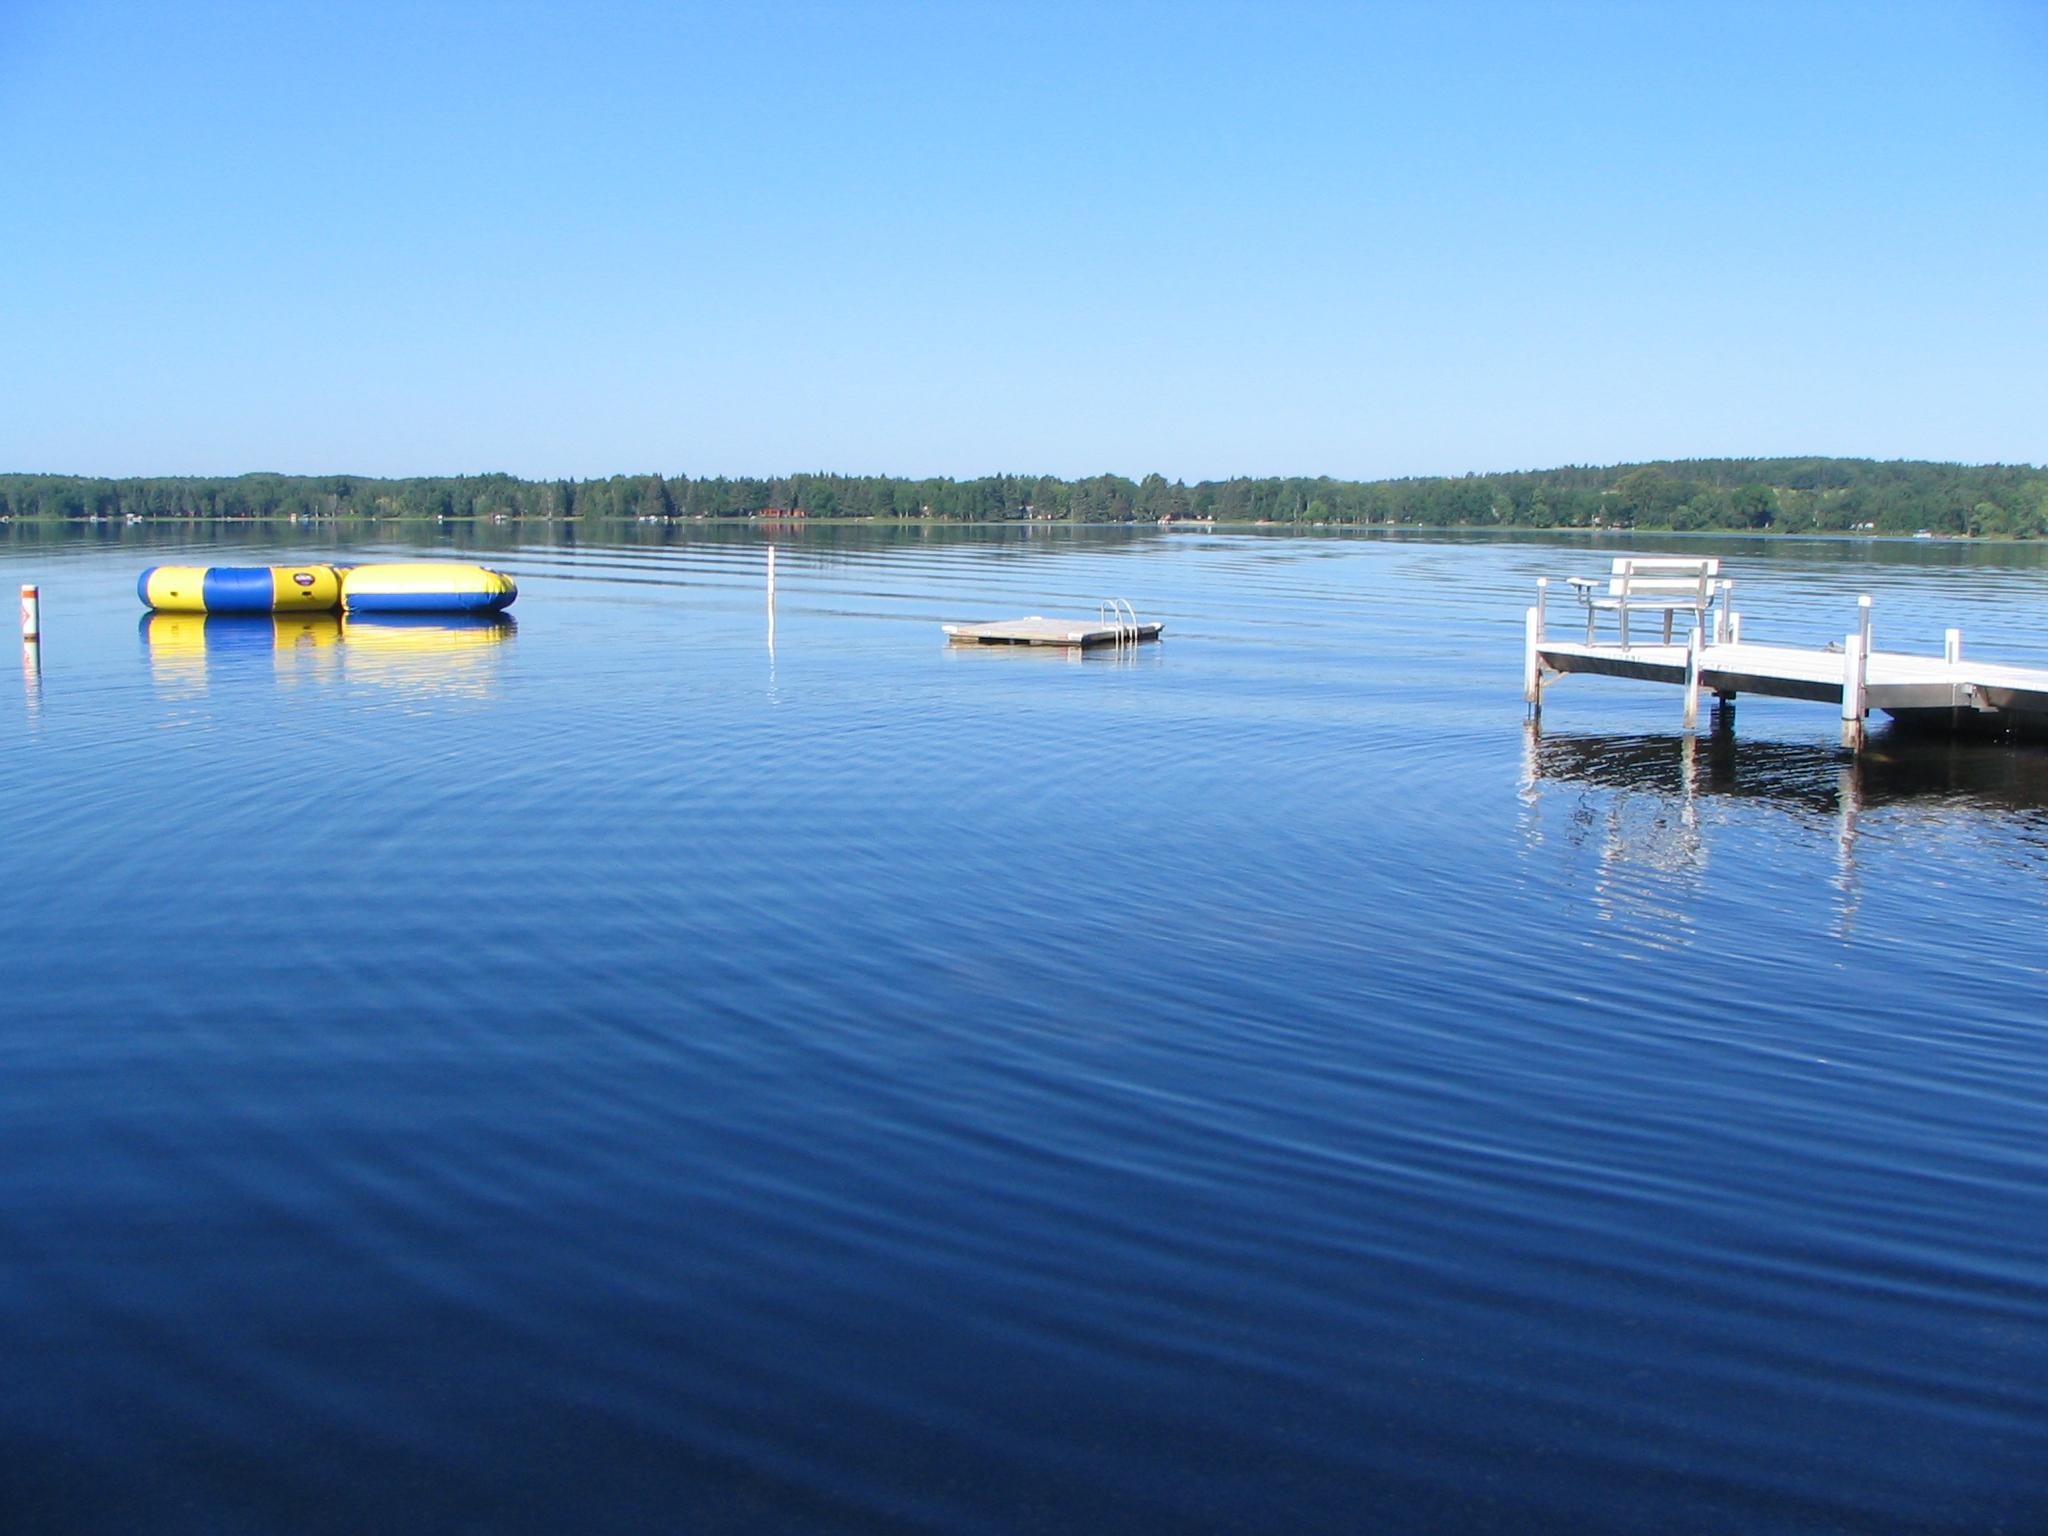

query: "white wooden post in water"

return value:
[1841, 631, 1868, 749]
[1524, 578, 1547, 715]
[1945, 628, 1963, 664]
[767, 544, 777, 605]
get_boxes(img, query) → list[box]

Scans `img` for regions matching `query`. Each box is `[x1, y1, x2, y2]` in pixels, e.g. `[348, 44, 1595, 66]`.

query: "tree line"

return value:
[3, 458, 2044, 536]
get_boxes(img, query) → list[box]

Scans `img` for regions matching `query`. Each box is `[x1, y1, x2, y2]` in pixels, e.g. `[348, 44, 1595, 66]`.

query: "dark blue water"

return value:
[4, 526, 2046, 1534]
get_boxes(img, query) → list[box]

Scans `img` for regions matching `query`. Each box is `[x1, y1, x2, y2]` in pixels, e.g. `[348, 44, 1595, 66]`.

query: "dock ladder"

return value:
[1099, 598, 1140, 650]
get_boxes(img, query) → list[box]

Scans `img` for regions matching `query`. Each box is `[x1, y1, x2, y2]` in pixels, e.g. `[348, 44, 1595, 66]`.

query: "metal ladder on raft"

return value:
[1098, 598, 1140, 650]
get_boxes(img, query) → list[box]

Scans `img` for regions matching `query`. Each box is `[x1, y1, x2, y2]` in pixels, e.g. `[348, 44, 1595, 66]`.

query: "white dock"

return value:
[1524, 568, 2048, 747]
[943, 614, 1163, 648]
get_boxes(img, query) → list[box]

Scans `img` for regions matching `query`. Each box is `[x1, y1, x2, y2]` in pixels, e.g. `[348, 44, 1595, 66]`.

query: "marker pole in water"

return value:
[20, 584, 39, 640]
[767, 544, 777, 605]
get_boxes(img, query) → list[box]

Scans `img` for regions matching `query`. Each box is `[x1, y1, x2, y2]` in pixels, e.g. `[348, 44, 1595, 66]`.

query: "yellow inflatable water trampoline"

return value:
[138, 562, 516, 616]
[138, 564, 342, 615]
[340, 563, 517, 615]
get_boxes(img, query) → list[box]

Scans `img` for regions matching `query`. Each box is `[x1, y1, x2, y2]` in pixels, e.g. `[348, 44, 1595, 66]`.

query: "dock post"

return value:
[1523, 584, 1546, 715]
[20, 584, 39, 641]
[1858, 594, 1873, 656]
[1841, 629, 1868, 750]
[1683, 623, 1703, 730]
[1945, 628, 1962, 665]
[767, 544, 777, 605]
[1714, 580, 1732, 646]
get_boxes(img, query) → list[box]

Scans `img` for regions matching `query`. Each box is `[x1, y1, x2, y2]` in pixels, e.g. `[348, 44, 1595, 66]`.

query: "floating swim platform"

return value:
[943, 615, 1163, 648]
[139, 562, 516, 616]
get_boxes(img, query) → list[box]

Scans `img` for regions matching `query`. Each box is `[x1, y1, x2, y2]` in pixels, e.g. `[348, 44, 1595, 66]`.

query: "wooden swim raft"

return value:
[944, 601, 1162, 649]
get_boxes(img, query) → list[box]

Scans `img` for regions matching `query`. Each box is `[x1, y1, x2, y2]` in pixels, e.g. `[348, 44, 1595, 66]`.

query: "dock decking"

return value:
[1538, 638, 2048, 716]
[1525, 575, 2048, 746]
[943, 616, 1164, 648]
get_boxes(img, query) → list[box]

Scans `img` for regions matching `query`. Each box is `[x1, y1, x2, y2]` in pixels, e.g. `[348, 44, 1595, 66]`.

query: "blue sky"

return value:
[1, 1, 2042, 481]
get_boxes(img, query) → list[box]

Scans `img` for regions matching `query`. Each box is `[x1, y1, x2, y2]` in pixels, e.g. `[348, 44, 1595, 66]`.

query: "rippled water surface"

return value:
[4, 526, 2046, 1533]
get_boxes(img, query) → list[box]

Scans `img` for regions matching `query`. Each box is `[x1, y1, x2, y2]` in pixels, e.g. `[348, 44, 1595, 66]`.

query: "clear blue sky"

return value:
[2, 0, 2042, 482]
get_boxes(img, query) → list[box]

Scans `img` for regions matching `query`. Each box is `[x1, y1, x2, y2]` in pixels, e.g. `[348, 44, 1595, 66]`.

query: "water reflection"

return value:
[1521, 722, 2048, 937]
[21, 638, 40, 722]
[142, 612, 514, 700]
[1525, 722, 2048, 814]
[338, 614, 515, 699]
[938, 640, 1166, 669]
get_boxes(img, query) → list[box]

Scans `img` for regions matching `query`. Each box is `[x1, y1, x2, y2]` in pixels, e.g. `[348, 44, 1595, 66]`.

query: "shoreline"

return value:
[0, 515, 2012, 542]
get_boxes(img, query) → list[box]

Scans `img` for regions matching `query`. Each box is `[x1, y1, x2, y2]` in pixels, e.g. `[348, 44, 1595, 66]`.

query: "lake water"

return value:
[3, 524, 2045, 1534]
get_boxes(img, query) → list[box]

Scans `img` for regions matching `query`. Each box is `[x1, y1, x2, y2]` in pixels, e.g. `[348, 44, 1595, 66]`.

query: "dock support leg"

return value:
[1841, 630, 1868, 750]
[1524, 602, 1545, 716]
[1683, 625, 1703, 730]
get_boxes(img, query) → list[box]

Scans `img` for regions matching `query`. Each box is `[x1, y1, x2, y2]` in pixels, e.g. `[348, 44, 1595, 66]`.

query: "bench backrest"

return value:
[1607, 556, 1719, 607]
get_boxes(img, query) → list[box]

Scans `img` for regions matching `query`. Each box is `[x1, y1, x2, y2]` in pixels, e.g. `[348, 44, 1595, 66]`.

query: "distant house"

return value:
[757, 506, 807, 519]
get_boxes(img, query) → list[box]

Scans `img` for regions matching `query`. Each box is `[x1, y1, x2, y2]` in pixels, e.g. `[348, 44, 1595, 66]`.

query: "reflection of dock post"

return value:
[1834, 756, 1864, 934]
[1523, 579, 1547, 717]
[22, 638, 40, 715]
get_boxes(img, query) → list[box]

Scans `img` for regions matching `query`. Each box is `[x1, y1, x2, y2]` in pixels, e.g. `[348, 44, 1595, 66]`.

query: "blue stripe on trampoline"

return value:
[200, 566, 278, 615]
[344, 589, 514, 614]
[137, 568, 158, 605]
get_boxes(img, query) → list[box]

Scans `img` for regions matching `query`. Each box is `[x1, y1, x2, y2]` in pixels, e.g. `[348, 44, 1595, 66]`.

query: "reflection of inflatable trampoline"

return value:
[142, 611, 513, 697]
[142, 612, 512, 654]
[142, 612, 342, 653]
[139, 562, 516, 615]
[339, 614, 517, 653]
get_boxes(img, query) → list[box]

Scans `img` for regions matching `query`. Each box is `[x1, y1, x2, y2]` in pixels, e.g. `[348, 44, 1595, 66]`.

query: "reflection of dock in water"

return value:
[1521, 722, 2048, 938]
[1525, 724, 2048, 818]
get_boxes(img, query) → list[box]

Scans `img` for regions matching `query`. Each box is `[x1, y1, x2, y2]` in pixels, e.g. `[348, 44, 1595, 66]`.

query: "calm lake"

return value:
[3, 524, 2045, 1534]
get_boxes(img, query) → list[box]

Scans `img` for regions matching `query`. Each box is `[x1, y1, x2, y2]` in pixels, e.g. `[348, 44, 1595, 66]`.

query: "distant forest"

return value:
[4, 458, 2045, 536]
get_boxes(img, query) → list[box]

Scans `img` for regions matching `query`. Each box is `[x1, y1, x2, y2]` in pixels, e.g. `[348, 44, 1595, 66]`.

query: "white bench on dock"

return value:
[1566, 557, 1722, 647]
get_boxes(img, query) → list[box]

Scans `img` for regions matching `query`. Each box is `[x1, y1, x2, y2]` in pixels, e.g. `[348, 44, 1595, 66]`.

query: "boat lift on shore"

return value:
[1523, 559, 2048, 749]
